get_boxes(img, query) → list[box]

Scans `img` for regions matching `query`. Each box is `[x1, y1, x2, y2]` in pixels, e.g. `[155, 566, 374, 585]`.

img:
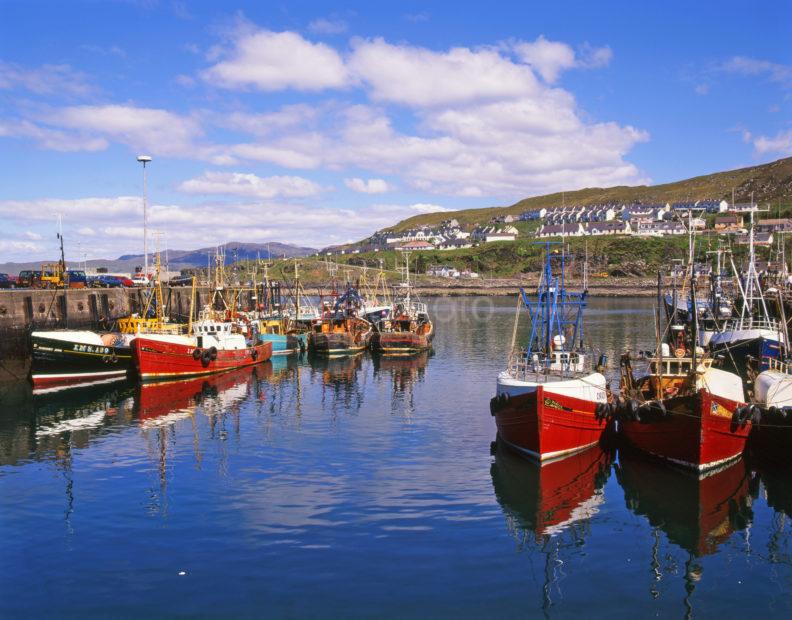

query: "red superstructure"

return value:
[132, 336, 271, 380]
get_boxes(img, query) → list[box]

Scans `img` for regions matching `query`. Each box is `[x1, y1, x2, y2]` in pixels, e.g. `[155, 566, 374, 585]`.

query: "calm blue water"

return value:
[2, 297, 792, 618]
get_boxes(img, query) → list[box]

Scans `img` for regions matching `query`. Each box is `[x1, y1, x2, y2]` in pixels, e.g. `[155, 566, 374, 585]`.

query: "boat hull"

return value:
[370, 331, 432, 355]
[309, 332, 367, 356]
[709, 331, 784, 374]
[132, 337, 271, 380]
[492, 380, 609, 462]
[30, 332, 132, 390]
[258, 332, 305, 355]
[620, 388, 750, 471]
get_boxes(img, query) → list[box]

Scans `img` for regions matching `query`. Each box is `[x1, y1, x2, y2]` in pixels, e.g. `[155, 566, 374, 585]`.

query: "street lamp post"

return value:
[137, 155, 152, 283]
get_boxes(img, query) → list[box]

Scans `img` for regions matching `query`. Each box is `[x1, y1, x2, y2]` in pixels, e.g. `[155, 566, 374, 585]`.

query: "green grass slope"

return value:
[387, 156, 792, 233]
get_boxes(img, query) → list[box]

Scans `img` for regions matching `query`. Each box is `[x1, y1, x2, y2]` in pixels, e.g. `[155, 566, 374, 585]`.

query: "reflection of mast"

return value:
[682, 554, 701, 620]
[54, 440, 75, 535]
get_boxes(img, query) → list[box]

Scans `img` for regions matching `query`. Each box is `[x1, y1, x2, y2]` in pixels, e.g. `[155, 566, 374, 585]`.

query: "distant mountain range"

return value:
[0, 242, 317, 275]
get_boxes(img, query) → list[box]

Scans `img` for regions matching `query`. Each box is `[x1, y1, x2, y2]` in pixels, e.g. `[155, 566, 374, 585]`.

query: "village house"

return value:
[426, 265, 460, 278]
[519, 208, 547, 221]
[584, 221, 631, 236]
[536, 223, 585, 238]
[757, 219, 792, 233]
[491, 214, 517, 224]
[735, 231, 773, 246]
[714, 214, 743, 232]
[398, 240, 434, 251]
[436, 238, 473, 250]
[471, 225, 518, 243]
[634, 221, 686, 236]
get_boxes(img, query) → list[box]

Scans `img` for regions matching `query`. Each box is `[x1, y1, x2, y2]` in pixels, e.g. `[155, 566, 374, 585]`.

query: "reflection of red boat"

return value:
[136, 366, 256, 421]
[616, 450, 753, 556]
[749, 414, 792, 466]
[491, 442, 613, 540]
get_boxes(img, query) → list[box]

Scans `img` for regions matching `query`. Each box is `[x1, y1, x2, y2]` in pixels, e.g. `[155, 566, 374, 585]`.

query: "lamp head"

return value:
[136, 155, 152, 163]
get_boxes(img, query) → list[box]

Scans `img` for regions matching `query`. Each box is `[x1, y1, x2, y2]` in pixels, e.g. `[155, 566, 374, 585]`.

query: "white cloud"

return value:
[344, 177, 393, 194]
[0, 239, 42, 254]
[514, 37, 612, 83]
[308, 18, 347, 35]
[24, 231, 43, 240]
[54, 104, 204, 157]
[409, 203, 449, 213]
[722, 56, 792, 88]
[513, 36, 576, 83]
[0, 60, 93, 96]
[178, 171, 326, 198]
[202, 30, 349, 91]
[752, 129, 792, 156]
[0, 195, 445, 259]
[349, 37, 541, 107]
[0, 119, 108, 151]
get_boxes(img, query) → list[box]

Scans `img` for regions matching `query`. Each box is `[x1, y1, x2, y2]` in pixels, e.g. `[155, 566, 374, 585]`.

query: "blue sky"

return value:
[0, 0, 790, 262]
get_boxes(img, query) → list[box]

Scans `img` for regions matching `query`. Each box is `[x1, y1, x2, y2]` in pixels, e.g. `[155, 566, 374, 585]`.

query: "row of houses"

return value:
[518, 199, 756, 226]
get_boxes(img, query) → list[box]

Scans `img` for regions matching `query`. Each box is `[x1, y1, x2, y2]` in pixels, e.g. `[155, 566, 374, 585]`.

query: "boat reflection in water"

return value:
[616, 450, 754, 557]
[134, 365, 258, 427]
[491, 441, 614, 542]
[373, 349, 431, 417]
[616, 450, 756, 614]
[373, 349, 431, 393]
[309, 354, 364, 414]
[0, 381, 136, 467]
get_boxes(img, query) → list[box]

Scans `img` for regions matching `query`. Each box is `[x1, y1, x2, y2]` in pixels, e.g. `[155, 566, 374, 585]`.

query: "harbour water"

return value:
[1, 297, 791, 618]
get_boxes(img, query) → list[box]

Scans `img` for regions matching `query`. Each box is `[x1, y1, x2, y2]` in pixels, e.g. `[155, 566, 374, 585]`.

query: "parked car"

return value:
[0, 273, 17, 288]
[65, 270, 87, 288]
[131, 275, 149, 286]
[168, 275, 195, 287]
[90, 274, 134, 288]
[17, 270, 41, 288]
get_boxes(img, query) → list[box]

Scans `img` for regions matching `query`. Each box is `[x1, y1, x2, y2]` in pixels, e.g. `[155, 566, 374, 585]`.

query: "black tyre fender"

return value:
[625, 399, 639, 422]
[192, 348, 202, 360]
[201, 350, 212, 367]
[208, 346, 218, 361]
[251, 348, 258, 360]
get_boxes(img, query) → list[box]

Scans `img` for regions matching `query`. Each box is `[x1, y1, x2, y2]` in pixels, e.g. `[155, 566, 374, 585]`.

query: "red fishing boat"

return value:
[491, 442, 614, 540]
[133, 318, 271, 380]
[370, 254, 434, 356]
[491, 244, 610, 461]
[618, 290, 751, 472]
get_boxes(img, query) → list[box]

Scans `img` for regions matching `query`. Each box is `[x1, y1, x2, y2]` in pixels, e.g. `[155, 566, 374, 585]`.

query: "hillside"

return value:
[386, 156, 792, 233]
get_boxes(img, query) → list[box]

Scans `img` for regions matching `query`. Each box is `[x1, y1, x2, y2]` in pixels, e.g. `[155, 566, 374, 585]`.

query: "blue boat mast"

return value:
[520, 241, 587, 372]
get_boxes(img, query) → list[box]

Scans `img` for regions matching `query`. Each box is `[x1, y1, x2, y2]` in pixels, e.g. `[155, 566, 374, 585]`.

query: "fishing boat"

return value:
[132, 311, 271, 380]
[308, 285, 372, 356]
[618, 273, 751, 471]
[30, 254, 184, 391]
[708, 208, 786, 374]
[491, 243, 610, 462]
[370, 252, 434, 356]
